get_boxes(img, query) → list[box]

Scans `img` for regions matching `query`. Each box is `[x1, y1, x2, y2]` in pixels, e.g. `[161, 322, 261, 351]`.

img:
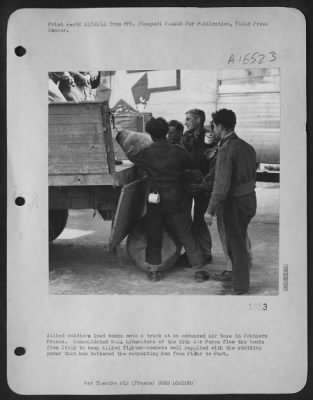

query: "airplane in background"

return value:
[97, 68, 280, 181]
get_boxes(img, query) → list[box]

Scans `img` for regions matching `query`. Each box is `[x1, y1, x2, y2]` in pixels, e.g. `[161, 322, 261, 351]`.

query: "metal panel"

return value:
[136, 113, 152, 133]
[109, 177, 148, 250]
[217, 69, 280, 164]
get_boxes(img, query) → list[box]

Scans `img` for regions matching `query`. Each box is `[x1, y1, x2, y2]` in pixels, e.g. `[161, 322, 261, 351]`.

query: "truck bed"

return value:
[48, 101, 136, 187]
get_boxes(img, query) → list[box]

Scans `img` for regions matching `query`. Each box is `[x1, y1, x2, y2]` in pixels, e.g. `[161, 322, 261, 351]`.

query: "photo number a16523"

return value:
[228, 51, 277, 65]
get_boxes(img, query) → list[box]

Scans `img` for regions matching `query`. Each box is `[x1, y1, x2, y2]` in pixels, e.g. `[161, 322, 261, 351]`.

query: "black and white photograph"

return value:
[6, 7, 307, 396]
[48, 68, 280, 296]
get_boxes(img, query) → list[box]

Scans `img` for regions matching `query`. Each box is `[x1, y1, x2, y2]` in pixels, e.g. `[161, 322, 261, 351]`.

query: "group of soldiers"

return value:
[117, 108, 257, 295]
[48, 72, 257, 294]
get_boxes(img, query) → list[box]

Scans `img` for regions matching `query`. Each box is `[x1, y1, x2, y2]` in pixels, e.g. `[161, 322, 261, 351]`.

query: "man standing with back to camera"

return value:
[207, 109, 257, 294]
[117, 117, 203, 282]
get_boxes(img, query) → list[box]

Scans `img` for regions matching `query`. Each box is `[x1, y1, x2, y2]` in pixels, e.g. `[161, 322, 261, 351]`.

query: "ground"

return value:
[49, 182, 279, 295]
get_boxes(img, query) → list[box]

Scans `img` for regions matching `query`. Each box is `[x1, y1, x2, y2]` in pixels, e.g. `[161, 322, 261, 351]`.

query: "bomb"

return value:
[126, 217, 182, 273]
[115, 128, 152, 159]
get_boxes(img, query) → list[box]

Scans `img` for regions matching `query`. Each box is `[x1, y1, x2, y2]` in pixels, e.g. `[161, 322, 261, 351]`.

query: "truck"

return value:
[48, 101, 148, 244]
[49, 67, 280, 242]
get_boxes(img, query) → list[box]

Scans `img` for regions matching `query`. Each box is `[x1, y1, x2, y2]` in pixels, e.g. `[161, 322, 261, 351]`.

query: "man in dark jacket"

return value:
[207, 109, 257, 293]
[180, 109, 213, 265]
[117, 117, 203, 281]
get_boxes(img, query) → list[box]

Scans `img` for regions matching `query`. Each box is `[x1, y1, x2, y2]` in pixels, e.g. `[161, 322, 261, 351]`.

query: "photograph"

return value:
[48, 68, 280, 296]
[7, 6, 307, 395]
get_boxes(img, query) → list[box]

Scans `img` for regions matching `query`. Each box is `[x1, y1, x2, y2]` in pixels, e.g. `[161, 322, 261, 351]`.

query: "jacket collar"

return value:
[219, 131, 237, 147]
[184, 127, 206, 141]
[151, 138, 169, 147]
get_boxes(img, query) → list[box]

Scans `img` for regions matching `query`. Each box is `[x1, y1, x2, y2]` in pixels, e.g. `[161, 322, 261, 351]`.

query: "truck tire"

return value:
[49, 209, 69, 242]
[126, 218, 182, 272]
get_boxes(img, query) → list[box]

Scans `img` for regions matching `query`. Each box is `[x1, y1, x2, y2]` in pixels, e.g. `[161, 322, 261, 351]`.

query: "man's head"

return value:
[211, 109, 236, 140]
[145, 117, 169, 141]
[204, 129, 218, 146]
[167, 120, 184, 144]
[185, 109, 206, 131]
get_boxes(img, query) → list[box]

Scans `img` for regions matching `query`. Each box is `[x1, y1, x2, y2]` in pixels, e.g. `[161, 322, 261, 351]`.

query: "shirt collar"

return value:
[185, 127, 206, 135]
[219, 131, 236, 146]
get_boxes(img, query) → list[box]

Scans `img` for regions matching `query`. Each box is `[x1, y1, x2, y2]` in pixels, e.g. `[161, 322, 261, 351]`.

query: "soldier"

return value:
[207, 109, 257, 293]
[179, 109, 213, 268]
[60, 71, 101, 102]
[167, 120, 184, 144]
[116, 118, 204, 282]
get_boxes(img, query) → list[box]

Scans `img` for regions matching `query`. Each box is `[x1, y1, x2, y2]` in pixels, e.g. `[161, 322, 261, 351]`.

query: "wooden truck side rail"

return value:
[48, 101, 145, 245]
[49, 101, 136, 187]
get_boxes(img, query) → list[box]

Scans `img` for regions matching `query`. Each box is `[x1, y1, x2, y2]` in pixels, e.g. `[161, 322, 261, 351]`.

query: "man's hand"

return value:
[114, 126, 124, 146]
[114, 125, 123, 136]
[207, 214, 214, 226]
[89, 71, 100, 81]
[71, 72, 89, 86]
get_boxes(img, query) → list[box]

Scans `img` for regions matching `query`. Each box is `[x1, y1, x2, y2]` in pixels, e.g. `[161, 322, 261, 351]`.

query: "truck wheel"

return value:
[49, 209, 69, 242]
[126, 218, 182, 272]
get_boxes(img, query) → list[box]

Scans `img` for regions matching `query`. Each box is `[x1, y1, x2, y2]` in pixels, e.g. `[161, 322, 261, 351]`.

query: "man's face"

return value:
[204, 131, 217, 145]
[212, 121, 223, 140]
[167, 126, 182, 144]
[185, 113, 200, 131]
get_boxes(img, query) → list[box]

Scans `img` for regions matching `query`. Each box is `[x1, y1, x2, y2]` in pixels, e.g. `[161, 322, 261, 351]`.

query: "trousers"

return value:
[192, 194, 212, 257]
[216, 204, 231, 269]
[223, 192, 257, 291]
[145, 201, 202, 267]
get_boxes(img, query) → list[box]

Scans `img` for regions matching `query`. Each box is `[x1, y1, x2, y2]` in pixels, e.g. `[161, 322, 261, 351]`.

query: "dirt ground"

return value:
[49, 182, 279, 296]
